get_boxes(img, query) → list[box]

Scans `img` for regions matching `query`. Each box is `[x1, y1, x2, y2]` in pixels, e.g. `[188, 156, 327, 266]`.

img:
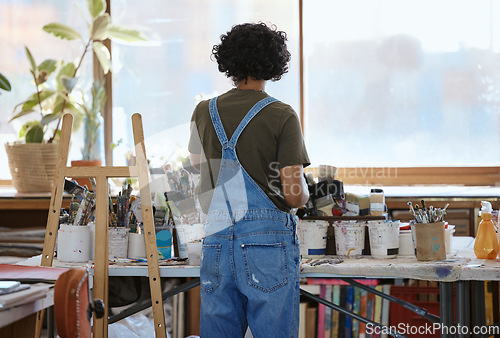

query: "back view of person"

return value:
[189, 22, 310, 337]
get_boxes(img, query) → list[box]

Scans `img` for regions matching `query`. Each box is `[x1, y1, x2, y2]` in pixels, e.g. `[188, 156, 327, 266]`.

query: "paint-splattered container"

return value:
[57, 223, 92, 262]
[297, 220, 329, 258]
[413, 222, 446, 261]
[334, 221, 365, 258]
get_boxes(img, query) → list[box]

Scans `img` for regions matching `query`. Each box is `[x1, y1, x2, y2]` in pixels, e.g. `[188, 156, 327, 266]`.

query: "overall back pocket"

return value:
[241, 242, 288, 293]
[200, 244, 222, 293]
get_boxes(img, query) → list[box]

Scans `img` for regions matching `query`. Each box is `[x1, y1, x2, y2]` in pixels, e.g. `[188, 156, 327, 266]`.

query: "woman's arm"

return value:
[189, 153, 201, 172]
[280, 164, 309, 208]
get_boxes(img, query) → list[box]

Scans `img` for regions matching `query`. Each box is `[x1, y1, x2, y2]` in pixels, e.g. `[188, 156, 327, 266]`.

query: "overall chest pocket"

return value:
[241, 242, 288, 293]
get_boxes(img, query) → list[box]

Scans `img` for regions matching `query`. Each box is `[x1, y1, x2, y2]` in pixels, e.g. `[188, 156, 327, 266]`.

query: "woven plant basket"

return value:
[5, 142, 59, 193]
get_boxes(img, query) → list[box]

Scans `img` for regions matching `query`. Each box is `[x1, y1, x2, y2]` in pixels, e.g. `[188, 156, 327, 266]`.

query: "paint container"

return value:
[156, 230, 172, 259]
[175, 224, 205, 258]
[187, 241, 202, 265]
[108, 227, 130, 259]
[445, 224, 455, 255]
[398, 229, 415, 257]
[57, 224, 92, 262]
[297, 220, 329, 258]
[413, 222, 446, 261]
[128, 232, 147, 259]
[88, 221, 95, 260]
[367, 220, 399, 259]
[334, 221, 365, 258]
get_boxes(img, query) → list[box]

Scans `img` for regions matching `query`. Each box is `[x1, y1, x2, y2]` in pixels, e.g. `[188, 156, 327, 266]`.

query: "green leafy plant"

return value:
[9, 0, 146, 144]
[0, 73, 11, 93]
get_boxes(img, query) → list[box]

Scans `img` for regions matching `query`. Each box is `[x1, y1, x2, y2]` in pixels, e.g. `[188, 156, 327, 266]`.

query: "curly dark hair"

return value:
[212, 22, 291, 83]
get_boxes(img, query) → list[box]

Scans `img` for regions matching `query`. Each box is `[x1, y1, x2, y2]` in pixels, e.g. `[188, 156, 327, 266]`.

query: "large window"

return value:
[1, 0, 499, 182]
[303, 0, 500, 167]
[110, 0, 299, 168]
[0, 0, 94, 178]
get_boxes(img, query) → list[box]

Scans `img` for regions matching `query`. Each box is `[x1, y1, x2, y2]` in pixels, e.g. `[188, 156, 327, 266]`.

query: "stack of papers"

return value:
[0, 283, 53, 309]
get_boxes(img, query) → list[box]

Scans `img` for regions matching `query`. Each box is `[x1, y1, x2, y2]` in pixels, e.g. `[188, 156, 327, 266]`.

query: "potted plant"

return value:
[71, 80, 107, 189]
[5, 0, 146, 192]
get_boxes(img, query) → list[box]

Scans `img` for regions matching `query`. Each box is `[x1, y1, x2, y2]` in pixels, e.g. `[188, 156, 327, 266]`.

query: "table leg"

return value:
[47, 306, 55, 338]
[456, 281, 470, 338]
[473, 281, 486, 338]
[440, 282, 454, 338]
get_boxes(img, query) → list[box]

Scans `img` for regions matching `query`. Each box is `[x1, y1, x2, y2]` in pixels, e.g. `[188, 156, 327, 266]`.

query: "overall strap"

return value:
[208, 97, 229, 147]
[228, 96, 278, 147]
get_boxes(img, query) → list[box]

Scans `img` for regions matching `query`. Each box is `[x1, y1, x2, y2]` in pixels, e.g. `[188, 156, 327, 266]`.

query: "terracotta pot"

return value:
[70, 159, 102, 190]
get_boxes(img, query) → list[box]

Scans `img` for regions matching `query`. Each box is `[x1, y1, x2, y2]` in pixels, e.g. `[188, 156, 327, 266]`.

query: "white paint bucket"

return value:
[108, 227, 130, 259]
[187, 242, 203, 265]
[88, 222, 95, 260]
[128, 232, 147, 258]
[367, 220, 400, 259]
[445, 224, 455, 254]
[176, 224, 205, 258]
[297, 220, 329, 258]
[334, 221, 365, 258]
[398, 229, 415, 257]
[57, 224, 92, 262]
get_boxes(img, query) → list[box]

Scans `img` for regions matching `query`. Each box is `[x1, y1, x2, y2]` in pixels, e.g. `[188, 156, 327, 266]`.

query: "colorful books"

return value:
[331, 285, 341, 338]
[345, 286, 354, 338]
[381, 285, 391, 338]
[359, 289, 368, 338]
[317, 285, 326, 338]
[324, 285, 333, 337]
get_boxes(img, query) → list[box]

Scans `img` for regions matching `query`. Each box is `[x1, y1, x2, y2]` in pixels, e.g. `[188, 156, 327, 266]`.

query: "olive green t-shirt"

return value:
[188, 88, 310, 214]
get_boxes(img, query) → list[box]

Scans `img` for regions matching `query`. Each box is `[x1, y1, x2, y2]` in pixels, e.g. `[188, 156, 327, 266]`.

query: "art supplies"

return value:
[407, 200, 448, 223]
[62, 179, 96, 226]
[369, 189, 385, 216]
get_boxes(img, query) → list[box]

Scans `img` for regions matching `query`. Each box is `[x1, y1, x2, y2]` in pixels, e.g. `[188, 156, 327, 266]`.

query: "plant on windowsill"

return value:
[71, 80, 107, 189]
[5, 0, 146, 193]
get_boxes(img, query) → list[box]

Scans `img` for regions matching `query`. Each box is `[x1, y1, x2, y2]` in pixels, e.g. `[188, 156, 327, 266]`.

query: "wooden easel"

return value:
[38, 113, 167, 338]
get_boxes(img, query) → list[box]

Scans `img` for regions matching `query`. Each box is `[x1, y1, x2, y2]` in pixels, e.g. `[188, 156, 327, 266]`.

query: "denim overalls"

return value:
[200, 96, 301, 337]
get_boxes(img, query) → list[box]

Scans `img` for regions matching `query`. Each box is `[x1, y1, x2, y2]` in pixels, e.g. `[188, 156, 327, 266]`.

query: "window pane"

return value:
[0, 0, 92, 179]
[303, 0, 500, 167]
[111, 0, 299, 168]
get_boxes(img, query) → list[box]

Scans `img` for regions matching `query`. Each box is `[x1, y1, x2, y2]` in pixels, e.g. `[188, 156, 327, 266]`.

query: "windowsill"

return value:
[343, 185, 500, 199]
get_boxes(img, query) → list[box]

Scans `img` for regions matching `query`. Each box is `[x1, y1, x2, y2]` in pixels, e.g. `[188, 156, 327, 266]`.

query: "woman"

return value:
[189, 22, 310, 337]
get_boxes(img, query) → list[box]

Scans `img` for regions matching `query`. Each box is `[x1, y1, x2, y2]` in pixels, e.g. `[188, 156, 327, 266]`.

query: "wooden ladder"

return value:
[38, 113, 167, 338]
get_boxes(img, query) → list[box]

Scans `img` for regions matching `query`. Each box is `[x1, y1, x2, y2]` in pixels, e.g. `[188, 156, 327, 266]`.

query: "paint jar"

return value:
[108, 227, 130, 259]
[156, 229, 172, 260]
[367, 220, 399, 259]
[413, 222, 446, 261]
[187, 241, 203, 265]
[57, 224, 92, 262]
[88, 222, 95, 260]
[297, 220, 329, 258]
[128, 232, 147, 259]
[334, 221, 365, 258]
[398, 229, 415, 257]
[370, 188, 385, 216]
[175, 224, 205, 258]
[445, 224, 455, 255]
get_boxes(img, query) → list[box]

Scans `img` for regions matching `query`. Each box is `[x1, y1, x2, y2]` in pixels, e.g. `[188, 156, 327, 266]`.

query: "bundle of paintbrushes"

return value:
[65, 179, 96, 226]
[407, 200, 448, 223]
[111, 183, 135, 227]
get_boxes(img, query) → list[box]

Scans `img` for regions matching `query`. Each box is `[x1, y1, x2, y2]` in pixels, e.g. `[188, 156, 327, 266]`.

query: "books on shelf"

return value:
[304, 278, 393, 338]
